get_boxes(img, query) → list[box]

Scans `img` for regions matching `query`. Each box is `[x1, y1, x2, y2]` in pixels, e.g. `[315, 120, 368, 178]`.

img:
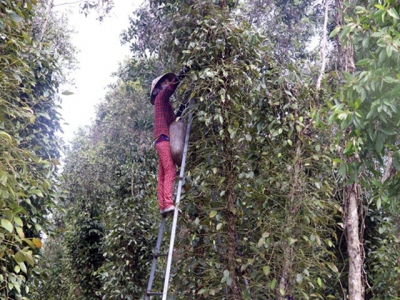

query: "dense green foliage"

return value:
[0, 0, 75, 298]
[1, 0, 399, 299]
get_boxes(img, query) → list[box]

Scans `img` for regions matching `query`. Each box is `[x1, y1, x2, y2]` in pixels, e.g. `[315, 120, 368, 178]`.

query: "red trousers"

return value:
[155, 140, 176, 210]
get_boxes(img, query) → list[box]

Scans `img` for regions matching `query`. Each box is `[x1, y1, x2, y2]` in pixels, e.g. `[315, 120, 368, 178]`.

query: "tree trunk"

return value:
[397, 217, 400, 296]
[334, 0, 355, 76]
[221, 92, 242, 299]
[277, 111, 302, 299]
[316, 0, 330, 90]
[345, 183, 364, 299]
[225, 151, 242, 299]
[381, 152, 393, 184]
[227, 196, 242, 298]
[381, 153, 400, 296]
[396, 216, 400, 297]
[335, 1, 364, 298]
[278, 241, 293, 299]
[38, 0, 54, 49]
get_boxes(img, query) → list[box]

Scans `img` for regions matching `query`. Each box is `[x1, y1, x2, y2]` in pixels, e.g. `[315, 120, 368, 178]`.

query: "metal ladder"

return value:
[145, 103, 193, 300]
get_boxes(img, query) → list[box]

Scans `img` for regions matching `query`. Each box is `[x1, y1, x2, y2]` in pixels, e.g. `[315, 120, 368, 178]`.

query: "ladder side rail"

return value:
[145, 217, 167, 300]
[162, 100, 194, 300]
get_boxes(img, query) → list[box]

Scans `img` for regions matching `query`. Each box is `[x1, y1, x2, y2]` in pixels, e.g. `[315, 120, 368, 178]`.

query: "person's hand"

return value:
[177, 66, 191, 81]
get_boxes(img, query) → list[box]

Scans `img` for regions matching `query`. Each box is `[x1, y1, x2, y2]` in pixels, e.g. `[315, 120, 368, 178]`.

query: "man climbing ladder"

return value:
[146, 67, 191, 300]
[150, 67, 189, 215]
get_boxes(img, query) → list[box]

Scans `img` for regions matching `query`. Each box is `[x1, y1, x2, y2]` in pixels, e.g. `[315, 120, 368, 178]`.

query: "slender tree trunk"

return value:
[218, 86, 241, 299]
[227, 187, 242, 298]
[380, 153, 400, 296]
[381, 153, 393, 184]
[225, 148, 242, 299]
[38, 0, 54, 50]
[397, 217, 400, 297]
[316, 0, 330, 90]
[278, 241, 293, 299]
[334, 0, 355, 75]
[345, 183, 364, 299]
[277, 109, 302, 299]
[334, 1, 364, 298]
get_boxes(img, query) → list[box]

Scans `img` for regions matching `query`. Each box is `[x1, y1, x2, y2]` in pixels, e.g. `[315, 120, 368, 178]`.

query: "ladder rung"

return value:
[147, 291, 162, 296]
[153, 252, 168, 258]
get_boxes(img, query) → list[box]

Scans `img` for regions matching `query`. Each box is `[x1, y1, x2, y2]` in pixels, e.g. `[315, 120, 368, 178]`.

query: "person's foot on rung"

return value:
[161, 205, 175, 216]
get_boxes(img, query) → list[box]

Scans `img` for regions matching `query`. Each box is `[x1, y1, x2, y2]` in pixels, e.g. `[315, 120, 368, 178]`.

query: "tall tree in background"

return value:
[334, 0, 364, 298]
[330, 0, 400, 298]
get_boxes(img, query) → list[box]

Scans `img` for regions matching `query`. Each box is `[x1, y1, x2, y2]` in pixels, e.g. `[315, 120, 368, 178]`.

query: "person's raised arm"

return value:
[175, 66, 191, 118]
[176, 66, 190, 82]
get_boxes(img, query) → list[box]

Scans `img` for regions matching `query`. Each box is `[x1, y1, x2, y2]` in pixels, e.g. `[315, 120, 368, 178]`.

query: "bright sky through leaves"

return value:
[54, 0, 143, 143]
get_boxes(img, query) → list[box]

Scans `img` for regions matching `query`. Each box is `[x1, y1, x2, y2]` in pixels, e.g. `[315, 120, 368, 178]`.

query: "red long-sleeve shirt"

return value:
[153, 81, 177, 139]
